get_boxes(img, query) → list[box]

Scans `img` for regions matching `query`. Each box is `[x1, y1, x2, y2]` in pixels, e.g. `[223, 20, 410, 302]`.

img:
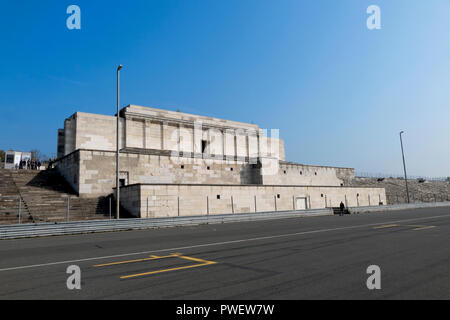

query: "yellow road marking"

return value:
[412, 226, 435, 231]
[120, 259, 217, 279]
[372, 223, 436, 231]
[176, 255, 213, 263]
[93, 252, 217, 279]
[373, 224, 398, 229]
[93, 254, 178, 267]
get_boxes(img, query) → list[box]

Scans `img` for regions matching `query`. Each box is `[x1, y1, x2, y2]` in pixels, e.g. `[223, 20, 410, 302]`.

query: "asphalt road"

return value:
[1, 206, 450, 299]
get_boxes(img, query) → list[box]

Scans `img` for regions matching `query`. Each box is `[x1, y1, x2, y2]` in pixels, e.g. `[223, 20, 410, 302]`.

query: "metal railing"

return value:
[355, 172, 449, 182]
[0, 196, 26, 224]
[0, 194, 115, 225]
[0, 208, 332, 240]
[349, 201, 450, 214]
[386, 193, 450, 205]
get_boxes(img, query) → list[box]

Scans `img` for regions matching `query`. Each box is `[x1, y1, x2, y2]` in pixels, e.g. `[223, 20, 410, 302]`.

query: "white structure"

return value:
[4, 151, 31, 169]
[55, 105, 387, 217]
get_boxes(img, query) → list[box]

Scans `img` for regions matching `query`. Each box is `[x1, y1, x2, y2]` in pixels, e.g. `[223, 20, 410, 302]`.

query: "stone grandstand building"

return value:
[55, 105, 386, 218]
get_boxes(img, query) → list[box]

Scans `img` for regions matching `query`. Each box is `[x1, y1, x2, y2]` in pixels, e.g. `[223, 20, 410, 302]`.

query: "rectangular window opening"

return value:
[201, 140, 207, 153]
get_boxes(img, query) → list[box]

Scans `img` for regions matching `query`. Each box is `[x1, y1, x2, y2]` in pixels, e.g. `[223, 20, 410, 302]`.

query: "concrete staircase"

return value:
[0, 169, 110, 224]
[0, 170, 31, 224]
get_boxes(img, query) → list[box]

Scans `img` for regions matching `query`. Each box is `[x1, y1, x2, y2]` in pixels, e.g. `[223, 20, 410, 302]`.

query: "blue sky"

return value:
[0, 0, 449, 177]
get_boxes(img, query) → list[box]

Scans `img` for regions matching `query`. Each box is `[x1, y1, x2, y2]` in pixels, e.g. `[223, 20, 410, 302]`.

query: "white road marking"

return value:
[0, 213, 449, 273]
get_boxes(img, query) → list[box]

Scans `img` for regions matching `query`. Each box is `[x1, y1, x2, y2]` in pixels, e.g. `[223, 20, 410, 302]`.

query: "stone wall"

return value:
[75, 112, 125, 153]
[262, 162, 354, 187]
[61, 149, 258, 197]
[120, 184, 386, 218]
[57, 149, 358, 197]
[55, 105, 371, 202]
[60, 112, 124, 156]
[58, 106, 285, 161]
[54, 151, 80, 193]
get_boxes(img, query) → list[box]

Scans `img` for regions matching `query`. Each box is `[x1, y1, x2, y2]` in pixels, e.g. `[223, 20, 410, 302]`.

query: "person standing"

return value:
[339, 201, 345, 216]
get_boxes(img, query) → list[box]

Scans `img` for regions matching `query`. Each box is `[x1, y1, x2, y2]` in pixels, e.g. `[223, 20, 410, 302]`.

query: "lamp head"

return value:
[117, 64, 123, 71]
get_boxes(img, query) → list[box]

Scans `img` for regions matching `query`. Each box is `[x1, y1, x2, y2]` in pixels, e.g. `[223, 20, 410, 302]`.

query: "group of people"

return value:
[16, 159, 41, 170]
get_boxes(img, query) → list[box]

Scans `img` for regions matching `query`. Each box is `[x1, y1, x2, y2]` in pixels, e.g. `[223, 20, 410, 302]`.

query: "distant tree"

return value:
[0, 149, 5, 163]
[30, 149, 47, 161]
[31, 150, 39, 161]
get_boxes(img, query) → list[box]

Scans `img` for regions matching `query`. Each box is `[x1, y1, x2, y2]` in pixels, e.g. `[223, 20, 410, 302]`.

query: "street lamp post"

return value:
[399, 131, 410, 203]
[116, 64, 123, 219]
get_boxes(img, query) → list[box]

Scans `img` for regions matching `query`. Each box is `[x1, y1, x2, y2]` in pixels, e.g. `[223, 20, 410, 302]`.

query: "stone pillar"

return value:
[192, 125, 195, 155]
[233, 130, 238, 159]
[246, 132, 250, 159]
[257, 134, 260, 158]
[177, 123, 181, 153]
[160, 121, 165, 150]
[222, 129, 226, 158]
[207, 127, 211, 156]
[143, 120, 147, 149]
[193, 121, 202, 156]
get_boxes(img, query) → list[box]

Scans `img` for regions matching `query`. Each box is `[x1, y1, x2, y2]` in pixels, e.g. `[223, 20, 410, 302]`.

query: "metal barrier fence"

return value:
[0, 195, 114, 224]
[355, 172, 449, 182]
[349, 201, 450, 214]
[0, 195, 26, 224]
[0, 208, 332, 240]
[2, 191, 449, 226]
[386, 193, 450, 205]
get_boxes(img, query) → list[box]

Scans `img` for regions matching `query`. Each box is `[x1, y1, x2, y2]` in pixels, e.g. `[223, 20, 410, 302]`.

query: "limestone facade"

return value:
[55, 148, 359, 198]
[57, 105, 283, 160]
[55, 105, 386, 215]
[120, 184, 387, 218]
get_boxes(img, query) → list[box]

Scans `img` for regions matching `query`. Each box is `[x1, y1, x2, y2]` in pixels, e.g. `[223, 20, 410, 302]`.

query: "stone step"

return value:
[0, 168, 110, 225]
